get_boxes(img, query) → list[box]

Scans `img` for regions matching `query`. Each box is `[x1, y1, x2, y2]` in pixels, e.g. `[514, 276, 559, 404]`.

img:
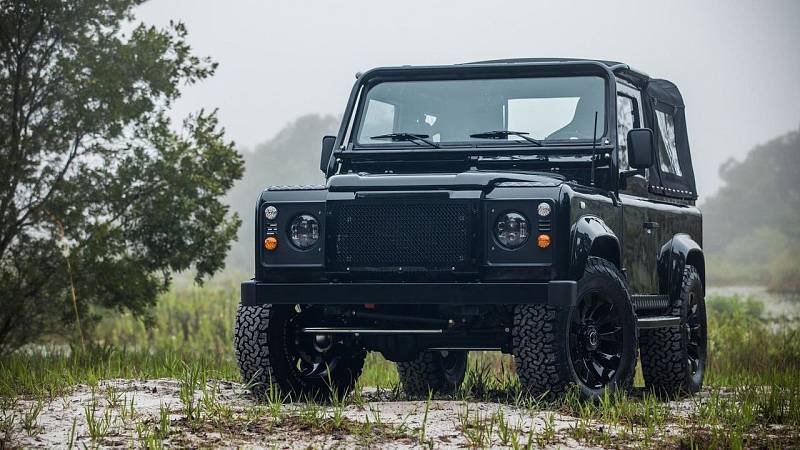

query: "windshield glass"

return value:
[355, 76, 606, 147]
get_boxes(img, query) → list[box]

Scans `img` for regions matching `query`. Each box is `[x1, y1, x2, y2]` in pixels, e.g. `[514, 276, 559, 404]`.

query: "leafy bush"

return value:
[705, 295, 800, 386]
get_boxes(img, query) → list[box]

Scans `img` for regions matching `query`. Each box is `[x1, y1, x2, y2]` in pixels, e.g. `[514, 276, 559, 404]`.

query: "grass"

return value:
[0, 284, 798, 448]
[5, 284, 793, 399]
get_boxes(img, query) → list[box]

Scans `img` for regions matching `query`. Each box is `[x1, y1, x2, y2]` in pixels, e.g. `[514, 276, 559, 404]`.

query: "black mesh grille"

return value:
[327, 202, 473, 271]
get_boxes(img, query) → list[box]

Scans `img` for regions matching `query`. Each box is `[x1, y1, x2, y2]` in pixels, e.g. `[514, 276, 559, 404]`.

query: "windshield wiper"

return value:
[469, 130, 543, 147]
[370, 133, 440, 148]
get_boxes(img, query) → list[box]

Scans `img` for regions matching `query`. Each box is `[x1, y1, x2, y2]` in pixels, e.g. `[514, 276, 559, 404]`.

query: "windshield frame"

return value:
[344, 63, 615, 153]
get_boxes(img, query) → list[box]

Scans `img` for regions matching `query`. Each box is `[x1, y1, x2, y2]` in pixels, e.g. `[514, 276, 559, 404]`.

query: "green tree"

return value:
[702, 126, 800, 290]
[0, 0, 244, 353]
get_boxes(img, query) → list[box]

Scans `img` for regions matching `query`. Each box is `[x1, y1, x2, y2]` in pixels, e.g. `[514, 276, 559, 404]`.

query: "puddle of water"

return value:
[707, 285, 800, 319]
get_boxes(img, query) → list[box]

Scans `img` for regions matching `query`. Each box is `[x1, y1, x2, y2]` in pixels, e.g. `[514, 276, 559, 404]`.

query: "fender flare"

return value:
[569, 215, 622, 280]
[658, 233, 705, 298]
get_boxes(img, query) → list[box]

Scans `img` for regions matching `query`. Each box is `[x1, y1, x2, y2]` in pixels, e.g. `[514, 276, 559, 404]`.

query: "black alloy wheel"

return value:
[512, 257, 637, 400]
[287, 305, 345, 380]
[234, 303, 365, 401]
[685, 288, 707, 384]
[640, 265, 707, 397]
[568, 290, 625, 389]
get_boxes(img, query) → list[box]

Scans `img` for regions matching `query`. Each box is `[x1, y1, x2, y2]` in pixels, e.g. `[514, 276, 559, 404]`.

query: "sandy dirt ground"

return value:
[0, 378, 708, 449]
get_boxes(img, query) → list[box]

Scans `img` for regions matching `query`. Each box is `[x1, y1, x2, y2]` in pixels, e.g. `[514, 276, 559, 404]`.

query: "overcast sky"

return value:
[136, 0, 800, 197]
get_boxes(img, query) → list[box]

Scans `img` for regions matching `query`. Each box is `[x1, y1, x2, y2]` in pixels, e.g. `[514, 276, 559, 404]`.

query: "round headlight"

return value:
[494, 212, 529, 249]
[288, 214, 319, 249]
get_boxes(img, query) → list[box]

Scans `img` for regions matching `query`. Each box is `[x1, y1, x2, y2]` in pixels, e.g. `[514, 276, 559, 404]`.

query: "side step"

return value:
[301, 327, 443, 335]
[636, 316, 681, 329]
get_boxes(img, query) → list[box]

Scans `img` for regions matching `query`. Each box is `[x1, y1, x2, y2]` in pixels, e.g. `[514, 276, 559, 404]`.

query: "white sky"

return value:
[136, 0, 800, 197]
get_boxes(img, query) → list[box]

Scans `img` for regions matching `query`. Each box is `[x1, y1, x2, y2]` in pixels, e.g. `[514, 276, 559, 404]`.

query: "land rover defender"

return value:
[235, 58, 707, 400]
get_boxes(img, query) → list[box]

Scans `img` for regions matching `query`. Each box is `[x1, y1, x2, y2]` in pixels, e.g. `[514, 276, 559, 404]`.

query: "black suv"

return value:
[235, 58, 707, 400]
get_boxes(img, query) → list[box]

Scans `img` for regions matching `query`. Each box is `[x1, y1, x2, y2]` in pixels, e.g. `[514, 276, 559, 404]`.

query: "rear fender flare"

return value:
[569, 215, 622, 280]
[658, 233, 705, 298]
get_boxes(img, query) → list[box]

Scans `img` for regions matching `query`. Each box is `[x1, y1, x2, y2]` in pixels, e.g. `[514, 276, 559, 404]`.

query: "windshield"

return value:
[355, 76, 606, 147]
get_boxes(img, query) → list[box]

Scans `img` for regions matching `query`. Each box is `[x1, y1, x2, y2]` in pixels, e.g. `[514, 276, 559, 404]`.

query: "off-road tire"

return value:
[640, 265, 707, 397]
[234, 304, 366, 400]
[397, 351, 468, 396]
[513, 257, 638, 400]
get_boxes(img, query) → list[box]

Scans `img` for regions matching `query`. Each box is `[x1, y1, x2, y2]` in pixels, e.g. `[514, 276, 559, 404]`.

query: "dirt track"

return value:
[2, 378, 709, 449]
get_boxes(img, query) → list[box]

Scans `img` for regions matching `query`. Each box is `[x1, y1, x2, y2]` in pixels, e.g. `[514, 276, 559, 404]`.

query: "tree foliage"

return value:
[225, 114, 338, 270]
[0, 0, 244, 352]
[702, 126, 800, 290]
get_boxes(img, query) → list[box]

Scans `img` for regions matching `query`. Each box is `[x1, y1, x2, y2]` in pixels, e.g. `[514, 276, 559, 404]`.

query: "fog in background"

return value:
[136, 0, 800, 198]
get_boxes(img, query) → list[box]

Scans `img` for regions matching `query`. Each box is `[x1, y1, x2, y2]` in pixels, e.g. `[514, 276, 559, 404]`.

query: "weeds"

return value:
[297, 398, 324, 429]
[84, 399, 111, 441]
[265, 384, 285, 422]
[105, 384, 122, 409]
[329, 388, 347, 430]
[119, 394, 136, 424]
[0, 289, 797, 447]
[494, 407, 514, 446]
[21, 399, 43, 437]
[0, 407, 16, 445]
[201, 382, 234, 429]
[135, 420, 164, 450]
[418, 390, 432, 442]
[158, 403, 171, 439]
[66, 417, 77, 449]
[458, 402, 496, 447]
[536, 412, 557, 447]
[178, 363, 202, 426]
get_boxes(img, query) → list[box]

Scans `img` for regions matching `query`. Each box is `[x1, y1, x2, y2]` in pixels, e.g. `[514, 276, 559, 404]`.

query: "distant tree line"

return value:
[224, 114, 338, 270]
[702, 126, 800, 291]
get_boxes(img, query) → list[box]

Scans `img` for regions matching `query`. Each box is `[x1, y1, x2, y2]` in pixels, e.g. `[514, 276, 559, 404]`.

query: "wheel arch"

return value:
[658, 233, 705, 298]
[569, 215, 622, 279]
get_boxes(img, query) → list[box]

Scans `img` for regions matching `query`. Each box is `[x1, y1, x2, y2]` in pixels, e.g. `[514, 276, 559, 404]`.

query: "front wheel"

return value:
[513, 257, 638, 400]
[234, 304, 366, 400]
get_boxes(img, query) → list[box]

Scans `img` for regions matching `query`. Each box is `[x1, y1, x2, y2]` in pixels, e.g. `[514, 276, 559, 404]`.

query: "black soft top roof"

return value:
[466, 57, 650, 82]
[468, 57, 625, 67]
[646, 79, 684, 108]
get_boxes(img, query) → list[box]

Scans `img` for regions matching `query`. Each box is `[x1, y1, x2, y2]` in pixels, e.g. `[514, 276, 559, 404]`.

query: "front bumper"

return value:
[240, 280, 577, 307]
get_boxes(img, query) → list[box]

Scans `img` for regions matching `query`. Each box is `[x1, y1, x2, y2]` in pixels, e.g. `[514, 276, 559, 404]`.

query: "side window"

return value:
[655, 110, 683, 176]
[616, 94, 638, 171]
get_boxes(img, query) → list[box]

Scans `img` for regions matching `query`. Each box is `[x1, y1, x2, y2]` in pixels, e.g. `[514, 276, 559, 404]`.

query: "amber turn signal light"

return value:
[537, 234, 551, 249]
[264, 236, 278, 251]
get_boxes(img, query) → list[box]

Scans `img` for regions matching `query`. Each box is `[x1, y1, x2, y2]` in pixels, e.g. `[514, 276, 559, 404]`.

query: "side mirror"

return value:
[320, 135, 336, 174]
[627, 128, 654, 170]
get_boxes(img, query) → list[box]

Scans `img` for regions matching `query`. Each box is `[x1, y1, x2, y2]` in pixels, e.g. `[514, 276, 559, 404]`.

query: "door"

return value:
[649, 107, 698, 293]
[617, 83, 659, 294]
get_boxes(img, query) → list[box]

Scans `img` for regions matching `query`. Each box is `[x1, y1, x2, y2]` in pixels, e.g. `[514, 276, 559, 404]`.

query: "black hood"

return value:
[327, 171, 564, 191]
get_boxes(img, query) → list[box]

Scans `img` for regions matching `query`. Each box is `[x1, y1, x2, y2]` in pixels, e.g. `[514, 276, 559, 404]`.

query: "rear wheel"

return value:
[513, 257, 638, 400]
[640, 265, 707, 397]
[397, 350, 468, 396]
[234, 304, 366, 400]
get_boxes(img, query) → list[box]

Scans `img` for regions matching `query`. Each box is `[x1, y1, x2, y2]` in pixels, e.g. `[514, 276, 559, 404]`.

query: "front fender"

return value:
[658, 233, 705, 298]
[569, 215, 621, 280]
